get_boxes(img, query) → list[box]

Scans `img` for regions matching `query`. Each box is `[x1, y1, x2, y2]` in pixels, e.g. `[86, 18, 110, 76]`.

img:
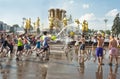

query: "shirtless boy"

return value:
[96, 34, 104, 65]
[78, 35, 86, 64]
[79, 35, 86, 55]
[108, 35, 118, 65]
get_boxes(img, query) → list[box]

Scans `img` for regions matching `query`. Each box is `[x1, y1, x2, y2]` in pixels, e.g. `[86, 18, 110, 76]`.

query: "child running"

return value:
[34, 36, 42, 56]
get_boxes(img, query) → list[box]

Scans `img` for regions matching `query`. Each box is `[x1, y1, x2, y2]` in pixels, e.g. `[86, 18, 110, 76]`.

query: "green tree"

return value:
[88, 29, 92, 33]
[99, 30, 105, 34]
[9, 27, 14, 33]
[105, 30, 111, 35]
[27, 25, 32, 34]
[37, 28, 40, 34]
[112, 13, 120, 37]
[30, 25, 33, 30]
[12, 24, 19, 33]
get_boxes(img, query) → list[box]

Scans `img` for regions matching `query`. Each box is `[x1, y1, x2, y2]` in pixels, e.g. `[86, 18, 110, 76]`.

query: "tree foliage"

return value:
[99, 30, 105, 34]
[13, 24, 19, 28]
[12, 24, 19, 33]
[105, 30, 111, 35]
[9, 27, 14, 33]
[112, 13, 120, 37]
[37, 28, 40, 34]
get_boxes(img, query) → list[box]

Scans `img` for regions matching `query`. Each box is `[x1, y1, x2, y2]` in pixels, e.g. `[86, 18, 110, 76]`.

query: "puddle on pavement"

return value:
[0, 48, 120, 79]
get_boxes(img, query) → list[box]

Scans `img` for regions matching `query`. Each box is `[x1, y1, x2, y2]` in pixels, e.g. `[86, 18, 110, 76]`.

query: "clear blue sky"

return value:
[0, 0, 120, 30]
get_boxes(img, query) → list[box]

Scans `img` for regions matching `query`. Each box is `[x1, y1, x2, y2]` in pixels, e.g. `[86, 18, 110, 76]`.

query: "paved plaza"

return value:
[0, 44, 120, 79]
[0, 0, 120, 79]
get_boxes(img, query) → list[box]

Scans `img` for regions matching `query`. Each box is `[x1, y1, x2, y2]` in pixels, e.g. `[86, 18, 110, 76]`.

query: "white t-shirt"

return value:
[65, 36, 71, 44]
[93, 38, 97, 43]
[42, 35, 47, 46]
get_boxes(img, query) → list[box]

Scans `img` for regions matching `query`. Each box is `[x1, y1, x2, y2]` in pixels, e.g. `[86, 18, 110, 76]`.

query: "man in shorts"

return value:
[96, 34, 104, 65]
[40, 31, 50, 60]
[16, 35, 24, 60]
[79, 34, 86, 55]
[78, 35, 86, 64]
[108, 35, 118, 65]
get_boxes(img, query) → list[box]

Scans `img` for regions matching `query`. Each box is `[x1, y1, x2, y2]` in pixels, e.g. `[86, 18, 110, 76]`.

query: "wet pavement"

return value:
[0, 45, 120, 79]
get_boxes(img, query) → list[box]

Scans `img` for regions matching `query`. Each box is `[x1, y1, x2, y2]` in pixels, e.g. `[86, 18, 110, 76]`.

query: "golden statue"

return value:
[36, 17, 40, 28]
[82, 24, 85, 32]
[82, 20, 88, 32]
[25, 19, 29, 29]
[75, 19, 80, 26]
[70, 31, 75, 37]
[49, 17, 54, 29]
[102, 32, 105, 37]
[28, 18, 31, 30]
[63, 17, 68, 26]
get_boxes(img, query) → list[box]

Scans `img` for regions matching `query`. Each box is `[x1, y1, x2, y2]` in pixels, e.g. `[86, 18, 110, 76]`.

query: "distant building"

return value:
[0, 21, 4, 31]
[0, 21, 11, 32]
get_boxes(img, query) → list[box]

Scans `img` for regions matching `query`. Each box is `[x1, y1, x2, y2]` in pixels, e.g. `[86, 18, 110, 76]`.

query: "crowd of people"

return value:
[73, 34, 120, 66]
[0, 31, 120, 66]
[0, 31, 50, 61]
[73, 34, 120, 79]
[0, 31, 120, 79]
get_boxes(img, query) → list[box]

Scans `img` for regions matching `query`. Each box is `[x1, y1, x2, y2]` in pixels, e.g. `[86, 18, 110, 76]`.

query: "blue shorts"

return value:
[36, 45, 40, 48]
[24, 44, 31, 50]
[80, 44, 85, 50]
[96, 47, 103, 57]
[36, 42, 41, 48]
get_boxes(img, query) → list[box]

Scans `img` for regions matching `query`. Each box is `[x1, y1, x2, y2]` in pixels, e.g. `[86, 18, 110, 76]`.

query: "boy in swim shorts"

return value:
[108, 35, 118, 65]
[96, 34, 104, 65]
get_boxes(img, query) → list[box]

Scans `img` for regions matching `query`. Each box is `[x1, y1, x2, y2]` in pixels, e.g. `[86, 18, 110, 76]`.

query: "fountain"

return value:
[48, 8, 89, 42]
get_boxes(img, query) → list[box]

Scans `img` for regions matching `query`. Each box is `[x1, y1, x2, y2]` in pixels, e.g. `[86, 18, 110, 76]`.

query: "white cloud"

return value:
[79, 13, 96, 21]
[69, 0, 74, 4]
[79, 14, 113, 30]
[82, 4, 89, 9]
[106, 9, 119, 17]
[49, 0, 76, 10]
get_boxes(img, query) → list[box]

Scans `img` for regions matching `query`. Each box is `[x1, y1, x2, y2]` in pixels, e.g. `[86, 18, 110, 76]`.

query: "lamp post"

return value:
[104, 18, 108, 31]
[104, 18, 108, 36]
